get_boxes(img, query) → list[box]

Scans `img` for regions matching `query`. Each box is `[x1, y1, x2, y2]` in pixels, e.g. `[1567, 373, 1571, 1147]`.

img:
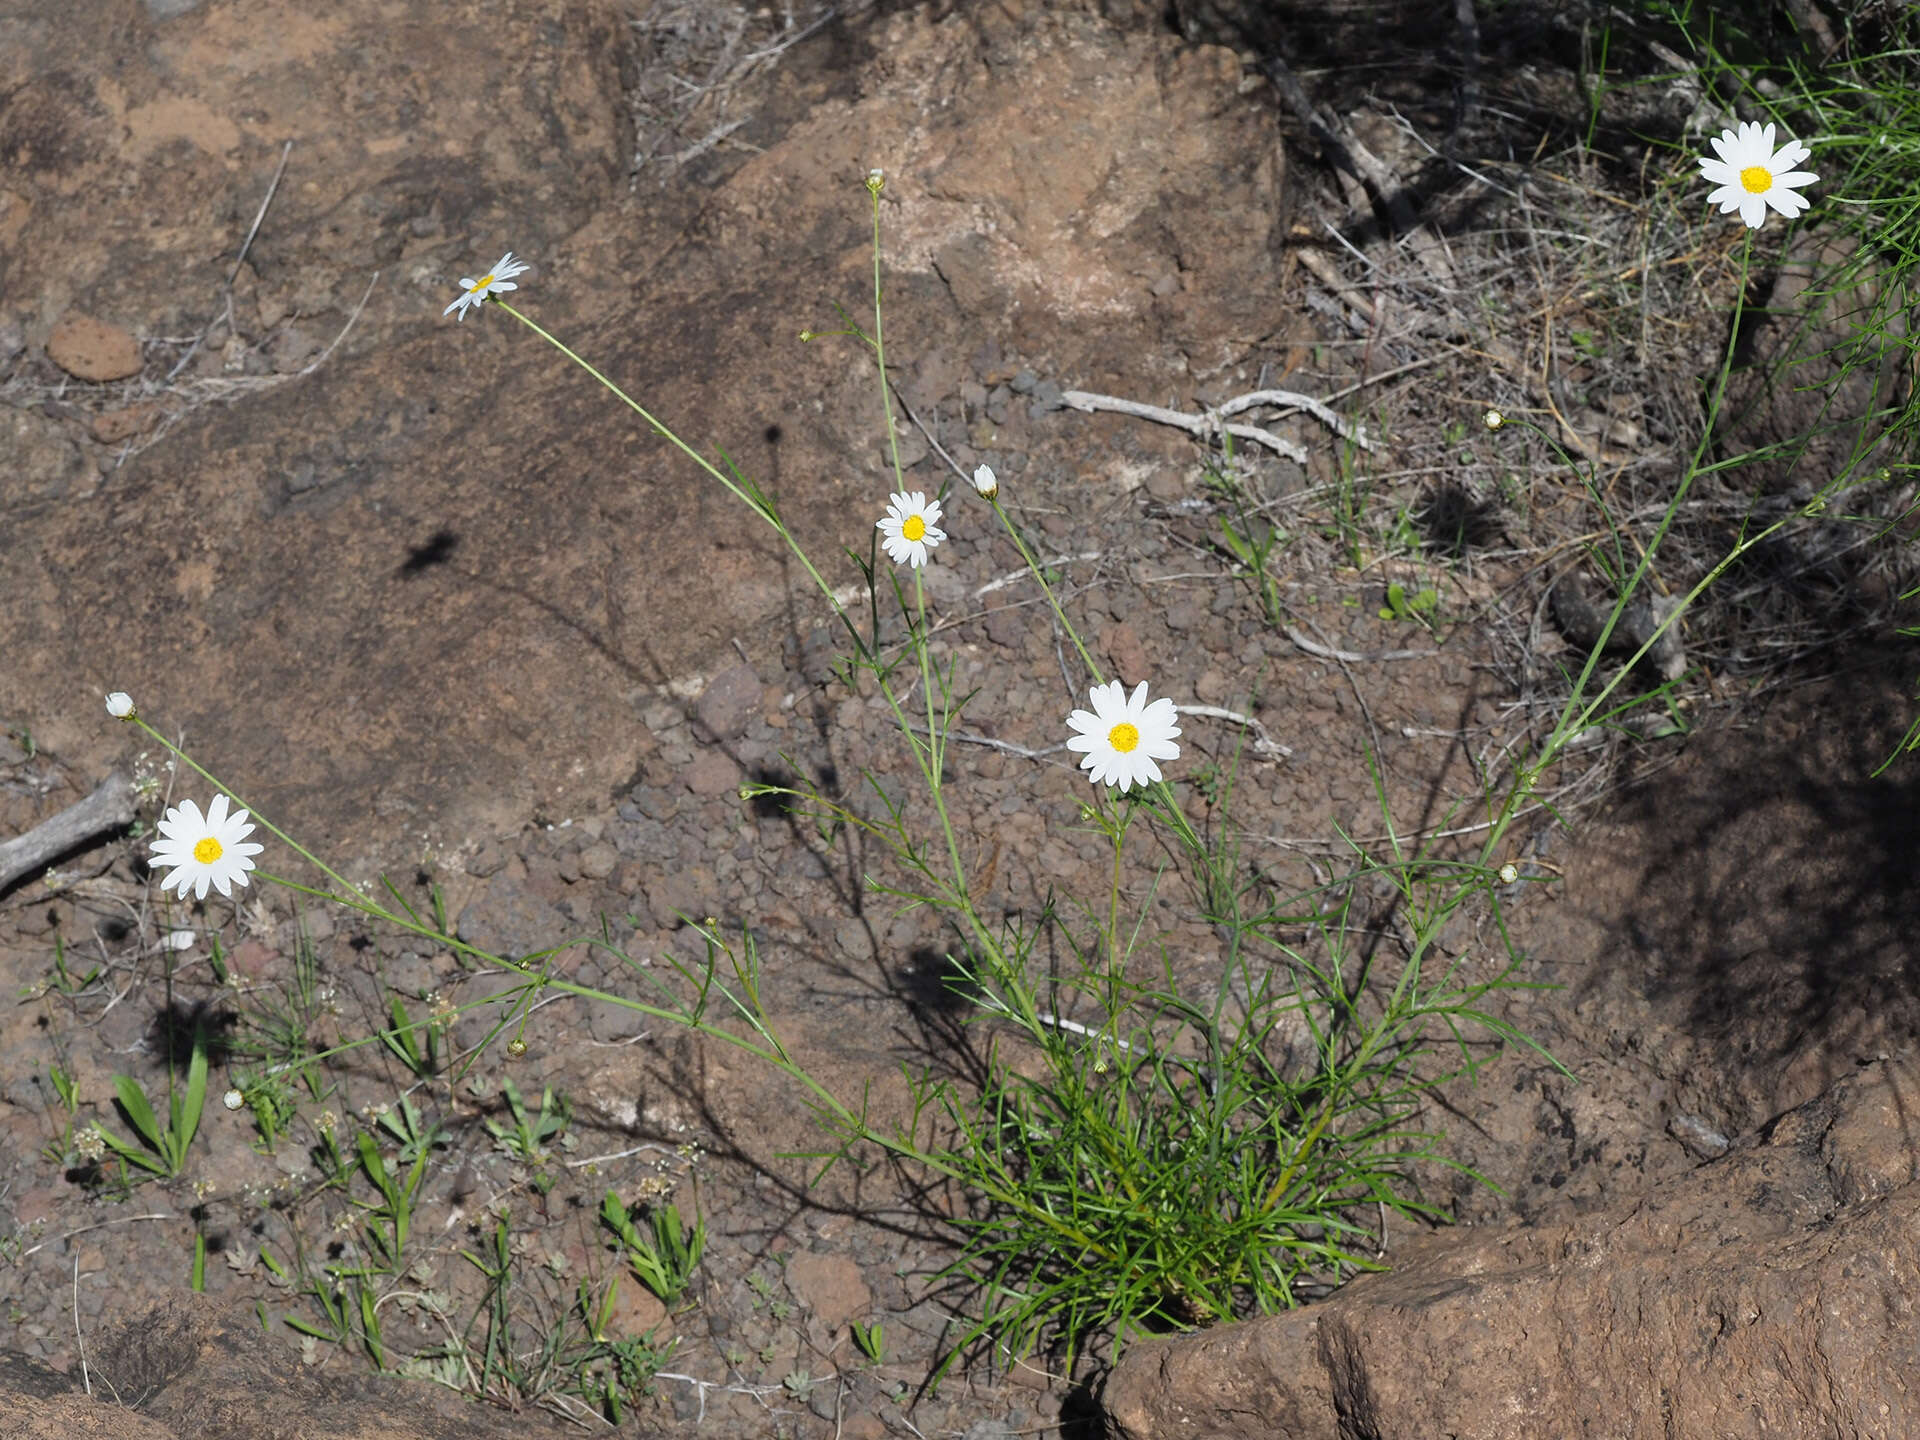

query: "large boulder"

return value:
[1103, 1053, 1920, 1438]
[2, 0, 1287, 872]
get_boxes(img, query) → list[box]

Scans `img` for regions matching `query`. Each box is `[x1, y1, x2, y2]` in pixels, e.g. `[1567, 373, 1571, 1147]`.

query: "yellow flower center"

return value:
[193, 836, 224, 865]
[901, 514, 926, 541]
[1739, 165, 1773, 194]
[471, 273, 495, 293]
[1108, 722, 1140, 753]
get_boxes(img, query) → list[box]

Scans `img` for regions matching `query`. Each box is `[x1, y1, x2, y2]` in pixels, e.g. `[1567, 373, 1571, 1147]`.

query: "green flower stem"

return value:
[870, 182, 907, 490]
[987, 494, 1104, 684]
[131, 720, 364, 910]
[1474, 231, 1761, 871]
[493, 301, 850, 633]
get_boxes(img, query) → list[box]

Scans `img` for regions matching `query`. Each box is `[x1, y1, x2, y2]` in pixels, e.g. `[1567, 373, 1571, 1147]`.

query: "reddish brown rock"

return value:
[786, 1251, 873, 1333]
[1103, 1055, 1920, 1439]
[0, 1295, 579, 1439]
[92, 403, 163, 444]
[47, 313, 143, 381]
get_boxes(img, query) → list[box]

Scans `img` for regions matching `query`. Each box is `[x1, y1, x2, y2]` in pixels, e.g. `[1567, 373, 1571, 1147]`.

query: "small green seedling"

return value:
[1379, 581, 1439, 626]
[32, 934, 101, 1000]
[486, 1078, 568, 1166]
[378, 993, 440, 1080]
[346, 1129, 428, 1274]
[600, 1191, 705, 1307]
[97, 1026, 209, 1177]
[376, 1096, 447, 1164]
[851, 1319, 885, 1364]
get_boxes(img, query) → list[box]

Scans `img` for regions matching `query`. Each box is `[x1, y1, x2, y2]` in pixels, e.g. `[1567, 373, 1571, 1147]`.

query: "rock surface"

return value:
[0, 1295, 592, 1439]
[1102, 1054, 1920, 1439]
[1, 0, 1282, 872]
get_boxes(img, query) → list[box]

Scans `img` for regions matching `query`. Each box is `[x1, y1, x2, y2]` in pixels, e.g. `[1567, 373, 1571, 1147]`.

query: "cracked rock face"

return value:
[1101, 1053, 1920, 1440]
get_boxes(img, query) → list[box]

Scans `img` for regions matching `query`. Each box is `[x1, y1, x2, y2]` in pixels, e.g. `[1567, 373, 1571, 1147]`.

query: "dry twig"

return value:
[0, 773, 136, 896]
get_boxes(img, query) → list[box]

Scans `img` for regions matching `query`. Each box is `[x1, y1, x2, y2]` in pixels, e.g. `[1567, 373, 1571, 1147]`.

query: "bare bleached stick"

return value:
[1215, 389, 1374, 451]
[1173, 703, 1294, 760]
[1053, 390, 1309, 463]
[0, 772, 136, 895]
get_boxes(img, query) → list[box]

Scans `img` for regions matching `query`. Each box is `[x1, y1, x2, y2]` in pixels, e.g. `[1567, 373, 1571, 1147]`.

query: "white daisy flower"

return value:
[1698, 122, 1817, 230]
[444, 251, 531, 320]
[876, 490, 946, 568]
[1064, 680, 1182, 793]
[105, 692, 135, 719]
[149, 794, 264, 901]
[971, 464, 999, 500]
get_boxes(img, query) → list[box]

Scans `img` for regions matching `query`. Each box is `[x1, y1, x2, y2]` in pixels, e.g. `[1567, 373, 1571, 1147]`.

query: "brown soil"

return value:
[2, 1, 1915, 1437]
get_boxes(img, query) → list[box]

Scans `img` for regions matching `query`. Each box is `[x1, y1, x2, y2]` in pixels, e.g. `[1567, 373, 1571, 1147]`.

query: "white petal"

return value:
[1739, 193, 1769, 228]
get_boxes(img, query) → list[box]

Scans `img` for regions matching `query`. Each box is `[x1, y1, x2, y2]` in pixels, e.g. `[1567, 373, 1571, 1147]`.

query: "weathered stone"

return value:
[457, 870, 566, 962]
[2, 408, 89, 504]
[91, 403, 163, 445]
[1102, 1055, 1920, 1440]
[0, 1295, 574, 1439]
[786, 1251, 872, 1333]
[47, 313, 142, 381]
[694, 663, 762, 742]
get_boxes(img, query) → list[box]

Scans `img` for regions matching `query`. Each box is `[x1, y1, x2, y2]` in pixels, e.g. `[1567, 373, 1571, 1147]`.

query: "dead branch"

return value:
[0, 772, 136, 895]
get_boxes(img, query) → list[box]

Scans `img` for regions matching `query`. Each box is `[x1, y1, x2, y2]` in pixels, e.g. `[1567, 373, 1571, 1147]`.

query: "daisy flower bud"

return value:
[105, 692, 135, 719]
[1483, 409, 1504, 432]
[971, 464, 999, 500]
[223, 1088, 246, 1111]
